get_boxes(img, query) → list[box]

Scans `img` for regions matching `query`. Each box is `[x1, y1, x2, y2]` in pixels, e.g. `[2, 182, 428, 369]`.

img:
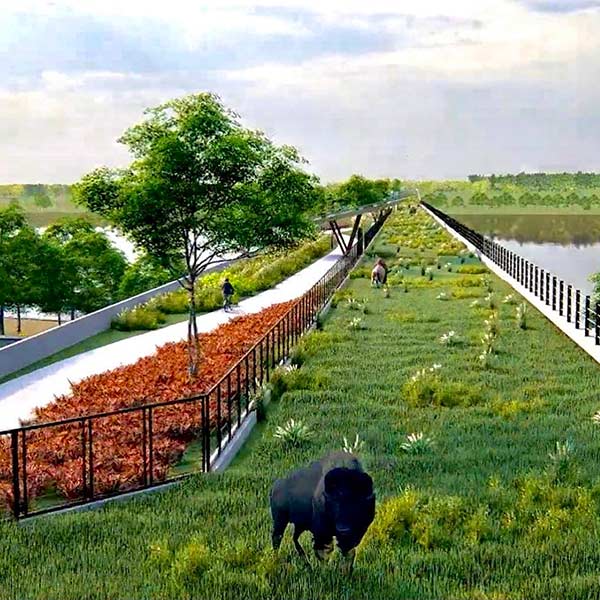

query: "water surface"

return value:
[457, 214, 600, 295]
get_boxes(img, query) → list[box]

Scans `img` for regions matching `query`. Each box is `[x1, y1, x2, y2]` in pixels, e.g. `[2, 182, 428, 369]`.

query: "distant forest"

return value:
[467, 172, 600, 190]
[0, 184, 76, 210]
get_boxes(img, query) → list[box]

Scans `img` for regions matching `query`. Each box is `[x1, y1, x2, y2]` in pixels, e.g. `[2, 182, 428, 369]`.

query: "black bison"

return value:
[270, 451, 375, 571]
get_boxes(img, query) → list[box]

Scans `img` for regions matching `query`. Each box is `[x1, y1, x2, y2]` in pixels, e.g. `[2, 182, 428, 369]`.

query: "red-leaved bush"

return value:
[0, 301, 297, 511]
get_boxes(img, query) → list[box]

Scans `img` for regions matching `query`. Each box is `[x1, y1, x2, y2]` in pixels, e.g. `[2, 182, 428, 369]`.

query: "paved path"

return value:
[0, 246, 344, 430]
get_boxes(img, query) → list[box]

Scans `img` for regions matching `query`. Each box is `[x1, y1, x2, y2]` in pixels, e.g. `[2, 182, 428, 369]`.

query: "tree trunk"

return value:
[57, 312, 62, 326]
[0, 305, 4, 335]
[187, 277, 200, 377]
[17, 305, 21, 334]
[71, 308, 75, 320]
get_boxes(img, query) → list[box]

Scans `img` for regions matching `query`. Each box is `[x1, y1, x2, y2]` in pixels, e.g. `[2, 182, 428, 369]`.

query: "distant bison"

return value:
[270, 451, 375, 571]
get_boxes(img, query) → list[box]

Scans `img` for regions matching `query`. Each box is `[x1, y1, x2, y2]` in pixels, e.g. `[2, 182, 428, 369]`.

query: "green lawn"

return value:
[2, 206, 600, 599]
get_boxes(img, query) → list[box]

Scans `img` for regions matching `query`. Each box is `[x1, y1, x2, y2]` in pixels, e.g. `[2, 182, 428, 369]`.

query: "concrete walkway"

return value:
[0, 245, 344, 430]
[422, 205, 600, 366]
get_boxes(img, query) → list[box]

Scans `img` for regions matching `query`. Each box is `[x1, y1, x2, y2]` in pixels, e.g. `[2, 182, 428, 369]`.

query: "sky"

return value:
[1, 0, 600, 183]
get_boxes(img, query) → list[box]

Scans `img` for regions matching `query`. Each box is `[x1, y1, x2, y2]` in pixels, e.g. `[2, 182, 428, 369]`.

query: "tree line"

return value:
[0, 206, 172, 335]
[427, 190, 600, 210]
[316, 175, 404, 216]
[467, 172, 600, 190]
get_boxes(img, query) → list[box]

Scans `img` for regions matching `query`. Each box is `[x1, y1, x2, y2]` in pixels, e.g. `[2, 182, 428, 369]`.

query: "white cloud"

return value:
[1, 1, 600, 182]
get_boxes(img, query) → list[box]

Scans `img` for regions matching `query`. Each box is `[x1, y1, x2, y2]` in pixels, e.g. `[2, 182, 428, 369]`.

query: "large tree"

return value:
[43, 219, 127, 316]
[32, 236, 73, 324]
[75, 93, 318, 375]
[0, 205, 27, 334]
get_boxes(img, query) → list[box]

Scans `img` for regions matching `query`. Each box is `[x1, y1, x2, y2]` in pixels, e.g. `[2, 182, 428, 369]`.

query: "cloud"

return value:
[1, 1, 600, 183]
[519, 0, 600, 13]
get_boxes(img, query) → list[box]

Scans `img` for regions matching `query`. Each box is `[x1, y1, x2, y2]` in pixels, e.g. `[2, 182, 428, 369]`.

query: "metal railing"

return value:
[422, 201, 599, 346]
[0, 215, 389, 520]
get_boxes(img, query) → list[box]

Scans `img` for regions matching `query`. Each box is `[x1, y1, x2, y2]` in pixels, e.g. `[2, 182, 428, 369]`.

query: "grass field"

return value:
[3, 318, 57, 337]
[1, 206, 600, 599]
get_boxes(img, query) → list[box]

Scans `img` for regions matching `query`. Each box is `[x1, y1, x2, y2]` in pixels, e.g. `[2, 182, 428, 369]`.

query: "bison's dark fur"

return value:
[270, 452, 375, 570]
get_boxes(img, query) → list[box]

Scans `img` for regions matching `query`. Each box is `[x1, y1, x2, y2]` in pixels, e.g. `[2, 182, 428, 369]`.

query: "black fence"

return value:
[0, 215, 389, 520]
[422, 202, 599, 344]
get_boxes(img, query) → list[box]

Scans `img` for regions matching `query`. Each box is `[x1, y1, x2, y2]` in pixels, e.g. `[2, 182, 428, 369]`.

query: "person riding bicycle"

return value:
[221, 278, 235, 311]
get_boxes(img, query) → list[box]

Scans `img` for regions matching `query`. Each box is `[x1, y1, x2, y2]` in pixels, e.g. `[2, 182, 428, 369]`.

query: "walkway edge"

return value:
[421, 204, 600, 366]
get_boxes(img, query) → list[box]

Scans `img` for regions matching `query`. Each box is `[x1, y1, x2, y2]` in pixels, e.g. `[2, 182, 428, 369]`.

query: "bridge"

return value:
[316, 190, 416, 255]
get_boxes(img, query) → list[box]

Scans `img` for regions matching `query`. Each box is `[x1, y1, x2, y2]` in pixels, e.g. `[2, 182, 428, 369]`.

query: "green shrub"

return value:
[365, 489, 421, 545]
[195, 287, 224, 312]
[349, 266, 371, 279]
[516, 303, 528, 329]
[151, 289, 189, 314]
[454, 276, 484, 288]
[452, 288, 482, 299]
[331, 289, 354, 307]
[433, 382, 482, 407]
[170, 536, 212, 589]
[457, 265, 488, 274]
[111, 305, 166, 331]
[491, 397, 545, 418]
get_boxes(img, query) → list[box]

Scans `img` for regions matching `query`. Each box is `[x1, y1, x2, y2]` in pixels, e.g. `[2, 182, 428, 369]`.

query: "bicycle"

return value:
[223, 294, 234, 312]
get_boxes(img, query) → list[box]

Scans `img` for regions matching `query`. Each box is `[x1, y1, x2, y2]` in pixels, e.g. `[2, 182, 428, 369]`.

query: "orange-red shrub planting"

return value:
[0, 301, 296, 511]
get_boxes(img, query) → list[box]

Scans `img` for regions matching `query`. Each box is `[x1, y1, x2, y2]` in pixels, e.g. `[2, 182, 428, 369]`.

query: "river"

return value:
[457, 214, 600, 295]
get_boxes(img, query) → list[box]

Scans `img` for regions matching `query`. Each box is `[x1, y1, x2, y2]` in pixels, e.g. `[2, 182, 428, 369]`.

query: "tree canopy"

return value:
[75, 92, 320, 374]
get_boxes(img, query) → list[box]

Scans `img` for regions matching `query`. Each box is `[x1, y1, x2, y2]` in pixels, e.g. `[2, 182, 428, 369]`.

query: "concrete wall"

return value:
[0, 261, 231, 379]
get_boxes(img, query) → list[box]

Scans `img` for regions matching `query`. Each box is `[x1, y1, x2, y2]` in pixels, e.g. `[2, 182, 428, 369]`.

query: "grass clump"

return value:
[111, 305, 166, 331]
[457, 265, 488, 275]
[273, 418, 312, 447]
[403, 365, 481, 407]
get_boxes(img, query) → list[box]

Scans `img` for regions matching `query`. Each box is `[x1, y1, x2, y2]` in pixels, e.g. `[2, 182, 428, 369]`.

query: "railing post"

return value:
[596, 302, 600, 345]
[148, 407, 154, 484]
[141, 408, 148, 487]
[236, 364, 242, 427]
[575, 290, 581, 329]
[20, 431, 28, 517]
[559, 280, 564, 316]
[216, 387, 222, 455]
[227, 376, 232, 441]
[530, 264, 534, 292]
[534, 266, 539, 296]
[585, 295, 591, 336]
[11, 431, 20, 519]
[552, 276, 557, 311]
[540, 269, 544, 301]
[545, 273, 551, 306]
[202, 395, 210, 471]
[81, 419, 88, 499]
[567, 284, 572, 322]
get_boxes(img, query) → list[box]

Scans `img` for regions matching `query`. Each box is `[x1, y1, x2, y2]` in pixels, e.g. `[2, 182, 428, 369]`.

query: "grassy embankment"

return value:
[1, 206, 600, 599]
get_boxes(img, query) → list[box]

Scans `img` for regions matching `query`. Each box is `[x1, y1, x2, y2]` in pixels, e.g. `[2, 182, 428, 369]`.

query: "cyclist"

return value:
[221, 278, 235, 312]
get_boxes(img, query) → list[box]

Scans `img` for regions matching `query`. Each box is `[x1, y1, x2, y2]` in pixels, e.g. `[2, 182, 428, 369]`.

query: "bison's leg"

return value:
[271, 511, 288, 551]
[292, 526, 308, 560]
[340, 547, 356, 574]
[313, 536, 334, 562]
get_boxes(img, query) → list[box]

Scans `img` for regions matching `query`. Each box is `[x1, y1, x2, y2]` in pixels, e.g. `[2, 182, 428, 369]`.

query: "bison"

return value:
[270, 451, 375, 571]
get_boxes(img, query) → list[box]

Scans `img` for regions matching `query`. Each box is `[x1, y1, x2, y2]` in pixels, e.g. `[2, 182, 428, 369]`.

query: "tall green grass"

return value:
[1, 207, 599, 599]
